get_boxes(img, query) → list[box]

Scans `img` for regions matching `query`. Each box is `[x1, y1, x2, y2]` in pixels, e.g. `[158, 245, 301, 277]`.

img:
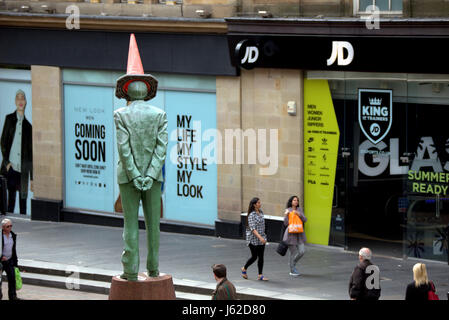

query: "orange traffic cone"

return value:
[115, 33, 158, 101]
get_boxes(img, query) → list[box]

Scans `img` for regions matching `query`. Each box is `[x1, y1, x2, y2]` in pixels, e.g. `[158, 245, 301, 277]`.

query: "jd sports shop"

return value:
[228, 18, 449, 263]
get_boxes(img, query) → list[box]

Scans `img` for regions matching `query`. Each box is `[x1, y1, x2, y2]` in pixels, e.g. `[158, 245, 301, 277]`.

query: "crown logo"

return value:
[369, 98, 382, 105]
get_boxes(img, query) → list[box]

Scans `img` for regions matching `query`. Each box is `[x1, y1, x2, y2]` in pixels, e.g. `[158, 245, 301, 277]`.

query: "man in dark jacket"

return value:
[1, 218, 19, 300]
[349, 247, 381, 301]
[211, 264, 237, 300]
[0, 89, 33, 215]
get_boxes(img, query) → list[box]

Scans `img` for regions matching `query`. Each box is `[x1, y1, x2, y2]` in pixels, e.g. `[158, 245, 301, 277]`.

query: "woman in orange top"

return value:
[282, 195, 307, 277]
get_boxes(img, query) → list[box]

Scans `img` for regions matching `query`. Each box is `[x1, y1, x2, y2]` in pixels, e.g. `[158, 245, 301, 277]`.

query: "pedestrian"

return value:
[405, 263, 438, 300]
[241, 197, 268, 281]
[348, 247, 381, 301]
[1, 218, 20, 300]
[282, 195, 307, 277]
[211, 264, 237, 300]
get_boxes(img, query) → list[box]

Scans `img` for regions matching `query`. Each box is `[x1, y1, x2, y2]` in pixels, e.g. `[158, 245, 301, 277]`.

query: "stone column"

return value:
[215, 76, 243, 237]
[31, 65, 63, 221]
[241, 68, 304, 217]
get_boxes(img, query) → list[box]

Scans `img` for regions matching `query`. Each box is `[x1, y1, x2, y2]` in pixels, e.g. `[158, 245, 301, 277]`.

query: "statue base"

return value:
[109, 273, 176, 300]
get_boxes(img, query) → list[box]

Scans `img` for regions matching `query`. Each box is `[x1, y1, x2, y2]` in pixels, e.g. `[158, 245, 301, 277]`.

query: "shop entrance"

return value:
[330, 77, 407, 257]
[317, 72, 449, 262]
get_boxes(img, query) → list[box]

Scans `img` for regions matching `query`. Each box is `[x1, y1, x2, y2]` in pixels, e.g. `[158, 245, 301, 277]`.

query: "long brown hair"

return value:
[246, 197, 260, 227]
[286, 195, 299, 209]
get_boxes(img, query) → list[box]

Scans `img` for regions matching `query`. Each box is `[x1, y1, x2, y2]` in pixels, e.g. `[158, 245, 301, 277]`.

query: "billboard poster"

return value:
[64, 85, 116, 212]
[165, 91, 217, 225]
[0, 71, 33, 215]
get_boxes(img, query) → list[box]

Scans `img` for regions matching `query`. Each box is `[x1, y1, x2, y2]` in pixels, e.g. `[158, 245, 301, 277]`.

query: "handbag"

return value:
[428, 281, 439, 300]
[15, 267, 22, 291]
[114, 193, 123, 213]
[276, 241, 288, 256]
[288, 211, 304, 233]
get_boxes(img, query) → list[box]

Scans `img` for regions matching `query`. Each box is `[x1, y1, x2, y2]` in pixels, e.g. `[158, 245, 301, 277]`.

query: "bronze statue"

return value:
[114, 34, 168, 280]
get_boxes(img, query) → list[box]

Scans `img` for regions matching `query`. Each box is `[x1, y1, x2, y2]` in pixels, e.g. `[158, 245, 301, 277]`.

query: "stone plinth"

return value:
[109, 273, 176, 300]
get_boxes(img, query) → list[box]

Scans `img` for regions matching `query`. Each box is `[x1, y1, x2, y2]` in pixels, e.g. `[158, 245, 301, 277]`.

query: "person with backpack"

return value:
[348, 247, 381, 301]
[405, 263, 439, 300]
[282, 195, 307, 277]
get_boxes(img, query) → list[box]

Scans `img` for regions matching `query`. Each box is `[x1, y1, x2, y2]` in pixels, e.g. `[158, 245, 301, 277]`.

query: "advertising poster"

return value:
[62, 70, 217, 226]
[165, 91, 217, 226]
[304, 79, 340, 245]
[0, 70, 33, 215]
[64, 85, 116, 212]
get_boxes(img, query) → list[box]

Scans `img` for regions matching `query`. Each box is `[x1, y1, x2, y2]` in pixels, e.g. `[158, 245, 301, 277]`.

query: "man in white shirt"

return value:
[1, 218, 19, 300]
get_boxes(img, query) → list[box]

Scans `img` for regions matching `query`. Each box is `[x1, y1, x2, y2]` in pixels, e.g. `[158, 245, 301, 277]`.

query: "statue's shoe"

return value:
[120, 273, 138, 281]
[148, 270, 159, 277]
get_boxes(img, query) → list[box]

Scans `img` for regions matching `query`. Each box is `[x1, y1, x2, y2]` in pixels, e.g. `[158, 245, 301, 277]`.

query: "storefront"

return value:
[227, 18, 449, 262]
[63, 69, 218, 226]
[0, 24, 235, 233]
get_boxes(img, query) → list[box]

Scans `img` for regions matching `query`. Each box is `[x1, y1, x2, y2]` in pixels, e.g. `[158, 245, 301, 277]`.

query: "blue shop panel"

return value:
[164, 91, 217, 226]
[64, 84, 115, 213]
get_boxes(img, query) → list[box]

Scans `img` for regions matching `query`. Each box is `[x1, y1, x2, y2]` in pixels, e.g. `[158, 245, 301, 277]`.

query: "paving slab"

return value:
[4, 214, 449, 300]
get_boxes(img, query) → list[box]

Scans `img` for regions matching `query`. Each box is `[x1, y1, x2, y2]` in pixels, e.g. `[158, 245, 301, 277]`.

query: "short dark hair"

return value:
[212, 264, 227, 278]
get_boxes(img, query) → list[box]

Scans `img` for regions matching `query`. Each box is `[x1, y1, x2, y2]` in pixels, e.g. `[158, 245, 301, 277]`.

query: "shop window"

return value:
[62, 69, 217, 226]
[356, 0, 403, 14]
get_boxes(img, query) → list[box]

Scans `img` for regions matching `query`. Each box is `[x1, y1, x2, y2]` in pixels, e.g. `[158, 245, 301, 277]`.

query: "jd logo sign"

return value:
[235, 40, 259, 70]
[358, 89, 393, 145]
[327, 41, 354, 66]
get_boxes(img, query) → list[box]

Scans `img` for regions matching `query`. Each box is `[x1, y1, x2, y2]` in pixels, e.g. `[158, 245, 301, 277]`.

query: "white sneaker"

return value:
[289, 268, 300, 277]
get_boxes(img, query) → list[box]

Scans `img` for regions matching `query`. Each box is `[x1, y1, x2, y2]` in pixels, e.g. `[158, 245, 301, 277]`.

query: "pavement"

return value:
[2, 213, 449, 300]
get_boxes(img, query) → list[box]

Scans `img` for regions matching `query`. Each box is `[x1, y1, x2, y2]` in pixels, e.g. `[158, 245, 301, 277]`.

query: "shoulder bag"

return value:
[428, 281, 439, 300]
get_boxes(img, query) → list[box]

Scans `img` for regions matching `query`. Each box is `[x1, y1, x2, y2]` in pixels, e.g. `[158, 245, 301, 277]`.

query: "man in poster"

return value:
[0, 89, 33, 215]
[114, 34, 167, 280]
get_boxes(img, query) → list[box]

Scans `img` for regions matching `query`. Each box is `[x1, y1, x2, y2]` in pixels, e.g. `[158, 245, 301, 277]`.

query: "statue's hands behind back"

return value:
[132, 176, 144, 191]
[142, 176, 153, 191]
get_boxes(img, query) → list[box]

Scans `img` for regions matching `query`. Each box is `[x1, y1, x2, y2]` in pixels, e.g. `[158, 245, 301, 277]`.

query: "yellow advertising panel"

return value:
[304, 79, 340, 245]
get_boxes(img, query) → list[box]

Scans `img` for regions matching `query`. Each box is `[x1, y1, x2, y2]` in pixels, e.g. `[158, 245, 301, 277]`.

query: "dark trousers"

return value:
[0, 259, 17, 300]
[244, 244, 265, 275]
[6, 168, 26, 215]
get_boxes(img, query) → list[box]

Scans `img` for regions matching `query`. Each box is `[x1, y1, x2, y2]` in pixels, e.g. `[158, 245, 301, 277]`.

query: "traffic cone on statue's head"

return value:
[115, 33, 158, 101]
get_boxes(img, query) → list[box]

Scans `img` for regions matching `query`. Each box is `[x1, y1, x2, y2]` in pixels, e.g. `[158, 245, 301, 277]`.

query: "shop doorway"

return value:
[319, 73, 449, 261]
[331, 78, 407, 257]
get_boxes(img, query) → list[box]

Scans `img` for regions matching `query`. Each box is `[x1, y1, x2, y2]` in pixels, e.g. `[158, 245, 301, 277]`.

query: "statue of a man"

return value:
[114, 34, 168, 280]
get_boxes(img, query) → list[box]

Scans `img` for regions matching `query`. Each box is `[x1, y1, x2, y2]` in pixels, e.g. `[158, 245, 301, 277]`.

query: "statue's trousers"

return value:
[119, 181, 161, 277]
